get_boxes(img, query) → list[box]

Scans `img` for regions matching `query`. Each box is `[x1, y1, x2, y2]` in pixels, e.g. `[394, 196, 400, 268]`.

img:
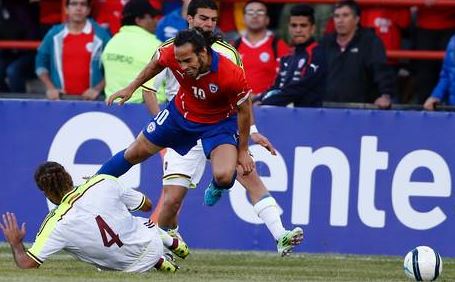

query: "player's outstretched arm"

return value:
[237, 98, 255, 175]
[250, 131, 276, 156]
[0, 212, 39, 269]
[248, 97, 276, 155]
[106, 54, 165, 106]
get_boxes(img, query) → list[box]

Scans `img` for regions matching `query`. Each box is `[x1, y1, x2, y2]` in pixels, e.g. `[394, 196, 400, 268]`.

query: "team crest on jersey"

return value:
[259, 52, 270, 63]
[146, 121, 156, 133]
[209, 83, 219, 93]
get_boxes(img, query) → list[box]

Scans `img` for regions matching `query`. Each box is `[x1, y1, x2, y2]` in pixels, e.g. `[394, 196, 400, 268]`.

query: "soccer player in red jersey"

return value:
[98, 28, 255, 197]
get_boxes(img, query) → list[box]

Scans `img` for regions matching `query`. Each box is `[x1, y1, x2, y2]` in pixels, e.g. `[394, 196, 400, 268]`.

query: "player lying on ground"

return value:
[0, 161, 188, 272]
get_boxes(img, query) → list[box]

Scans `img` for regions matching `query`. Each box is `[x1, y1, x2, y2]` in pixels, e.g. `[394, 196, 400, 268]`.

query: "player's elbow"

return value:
[139, 197, 153, 212]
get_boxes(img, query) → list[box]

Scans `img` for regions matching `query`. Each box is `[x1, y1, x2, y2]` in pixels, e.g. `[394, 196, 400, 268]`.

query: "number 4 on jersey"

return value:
[95, 215, 124, 248]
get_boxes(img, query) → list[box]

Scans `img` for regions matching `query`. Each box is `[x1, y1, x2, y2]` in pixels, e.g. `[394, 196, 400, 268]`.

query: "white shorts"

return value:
[124, 227, 163, 273]
[162, 140, 207, 188]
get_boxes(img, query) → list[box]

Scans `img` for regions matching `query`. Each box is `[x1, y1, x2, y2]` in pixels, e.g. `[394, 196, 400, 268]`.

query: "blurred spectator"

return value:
[360, 6, 411, 60]
[320, 0, 396, 109]
[102, 0, 161, 111]
[360, 5, 412, 103]
[423, 35, 455, 110]
[39, 0, 63, 35]
[279, 4, 333, 42]
[155, 0, 190, 42]
[412, 1, 455, 104]
[0, 0, 40, 93]
[234, 0, 290, 95]
[35, 0, 111, 100]
[258, 4, 325, 107]
[91, 0, 125, 35]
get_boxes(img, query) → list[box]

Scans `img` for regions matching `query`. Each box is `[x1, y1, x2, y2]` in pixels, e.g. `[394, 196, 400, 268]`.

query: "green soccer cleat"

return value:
[277, 227, 304, 257]
[167, 228, 183, 241]
[169, 238, 190, 259]
[157, 254, 179, 272]
[203, 182, 224, 206]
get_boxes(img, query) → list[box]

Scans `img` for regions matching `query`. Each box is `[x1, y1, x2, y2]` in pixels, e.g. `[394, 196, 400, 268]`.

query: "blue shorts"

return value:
[142, 101, 238, 158]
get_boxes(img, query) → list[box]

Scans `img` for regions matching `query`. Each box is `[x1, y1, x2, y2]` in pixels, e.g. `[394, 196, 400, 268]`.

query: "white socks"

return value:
[157, 227, 174, 247]
[253, 196, 286, 241]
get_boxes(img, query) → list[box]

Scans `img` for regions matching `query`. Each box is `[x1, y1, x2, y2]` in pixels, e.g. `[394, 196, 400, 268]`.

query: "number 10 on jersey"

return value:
[192, 86, 206, 100]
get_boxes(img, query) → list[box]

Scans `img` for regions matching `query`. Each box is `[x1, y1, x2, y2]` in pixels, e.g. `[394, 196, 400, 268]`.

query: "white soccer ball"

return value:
[403, 246, 442, 281]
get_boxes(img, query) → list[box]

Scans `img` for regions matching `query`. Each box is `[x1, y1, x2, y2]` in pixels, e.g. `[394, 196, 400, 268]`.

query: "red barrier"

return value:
[223, 0, 455, 6]
[387, 50, 445, 60]
[0, 41, 41, 50]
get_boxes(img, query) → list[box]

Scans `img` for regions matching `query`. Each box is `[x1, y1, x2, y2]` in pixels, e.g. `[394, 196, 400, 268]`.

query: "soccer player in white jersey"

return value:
[0, 162, 188, 272]
[146, 0, 303, 256]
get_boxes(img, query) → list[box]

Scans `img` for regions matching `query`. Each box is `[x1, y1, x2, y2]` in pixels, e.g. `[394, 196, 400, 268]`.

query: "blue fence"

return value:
[1, 99, 454, 257]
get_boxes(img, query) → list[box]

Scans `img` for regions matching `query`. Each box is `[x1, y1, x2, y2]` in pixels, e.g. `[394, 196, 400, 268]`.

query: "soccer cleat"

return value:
[277, 227, 304, 257]
[169, 238, 190, 259]
[203, 182, 224, 206]
[167, 228, 183, 241]
[157, 254, 179, 272]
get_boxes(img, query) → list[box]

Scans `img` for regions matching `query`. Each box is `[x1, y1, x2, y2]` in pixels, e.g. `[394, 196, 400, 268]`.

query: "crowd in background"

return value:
[0, 0, 454, 111]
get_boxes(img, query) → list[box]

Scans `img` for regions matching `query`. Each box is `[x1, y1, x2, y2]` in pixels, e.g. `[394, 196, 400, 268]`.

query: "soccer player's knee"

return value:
[163, 196, 183, 213]
[213, 171, 235, 187]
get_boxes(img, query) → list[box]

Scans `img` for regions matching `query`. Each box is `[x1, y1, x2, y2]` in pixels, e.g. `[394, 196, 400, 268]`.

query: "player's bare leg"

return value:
[204, 144, 238, 206]
[210, 144, 238, 185]
[124, 132, 163, 163]
[158, 185, 187, 230]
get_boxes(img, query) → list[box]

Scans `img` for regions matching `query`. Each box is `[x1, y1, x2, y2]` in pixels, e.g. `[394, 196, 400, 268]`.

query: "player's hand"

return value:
[0, 212, 26, 246]
[106, 87, 134, 106]
[46, 89, 61, 100]
[238, 150, 255, 175]
[81, 88, 100, 100]
[374, 94, 391, 109]
[251, 132, 276, 155]
[423, 97, 440, 111]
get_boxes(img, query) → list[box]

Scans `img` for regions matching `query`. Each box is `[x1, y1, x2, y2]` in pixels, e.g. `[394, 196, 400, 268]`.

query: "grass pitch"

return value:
[0, 245, 454, 282]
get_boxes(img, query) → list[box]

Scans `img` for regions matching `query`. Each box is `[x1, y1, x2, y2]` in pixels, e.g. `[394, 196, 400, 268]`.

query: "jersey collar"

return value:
[209, 48, 219, 73]
[196, 49, 219, 80]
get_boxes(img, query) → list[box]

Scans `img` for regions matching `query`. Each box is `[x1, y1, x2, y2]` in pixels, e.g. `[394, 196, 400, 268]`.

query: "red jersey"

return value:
[417, 8, 455, 30]
[40, 0, 62, 25]
[62, 27, 94, 95]
[360, 7, 411, 51]
[91, 0, 124, 35]
[157, 42, 250, 124]
[236, 32, 290, 94]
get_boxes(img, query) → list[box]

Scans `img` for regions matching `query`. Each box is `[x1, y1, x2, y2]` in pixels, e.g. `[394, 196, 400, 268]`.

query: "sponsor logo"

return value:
[298, 58, 306, 68]
[310, 64, 319, 72]
[175, 70, 185, 78]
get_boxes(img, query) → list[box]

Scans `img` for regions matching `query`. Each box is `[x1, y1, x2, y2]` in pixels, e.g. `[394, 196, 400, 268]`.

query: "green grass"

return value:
[0, 245, 454, 282]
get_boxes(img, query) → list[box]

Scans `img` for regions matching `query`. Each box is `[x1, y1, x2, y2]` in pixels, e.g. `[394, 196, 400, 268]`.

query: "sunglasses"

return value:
[245, 10, 267, 17]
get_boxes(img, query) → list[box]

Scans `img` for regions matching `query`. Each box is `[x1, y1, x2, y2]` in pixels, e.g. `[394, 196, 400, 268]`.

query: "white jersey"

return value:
[27, 175, 163, 272]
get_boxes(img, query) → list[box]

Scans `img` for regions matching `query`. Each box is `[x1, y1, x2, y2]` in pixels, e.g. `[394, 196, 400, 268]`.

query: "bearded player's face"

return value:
[175, 43, 208, 79]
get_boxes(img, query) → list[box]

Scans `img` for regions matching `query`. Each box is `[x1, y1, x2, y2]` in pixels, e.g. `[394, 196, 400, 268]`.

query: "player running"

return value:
[98, 28, 255, 218]
[148, 0, 303, 257]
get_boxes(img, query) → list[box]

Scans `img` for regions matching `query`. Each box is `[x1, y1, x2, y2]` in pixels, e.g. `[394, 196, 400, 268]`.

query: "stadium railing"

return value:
[0, 0, 450, 60]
